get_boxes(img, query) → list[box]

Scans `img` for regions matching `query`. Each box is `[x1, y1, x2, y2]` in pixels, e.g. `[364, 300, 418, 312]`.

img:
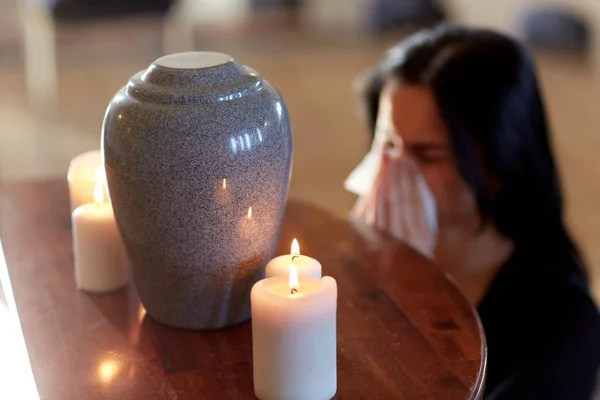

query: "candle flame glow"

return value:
[94, 166, 106, 184]
[289, 261, 299, 294]
[93, 183, 105, 205]
[98, 359, 120, 383]
[138, 305, 146, 322]
[291, 238, 300, 256]
[222, 179, 227, 190]
[93, 166, 107, 206]
[247, 207, 252, 219]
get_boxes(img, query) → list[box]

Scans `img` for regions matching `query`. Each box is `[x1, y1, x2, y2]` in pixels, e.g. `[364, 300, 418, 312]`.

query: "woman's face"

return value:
[378, 79, 478, 229]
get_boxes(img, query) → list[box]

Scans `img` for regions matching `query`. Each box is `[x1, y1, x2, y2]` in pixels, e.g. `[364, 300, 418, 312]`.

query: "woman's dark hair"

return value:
[363, 25, 584, 272]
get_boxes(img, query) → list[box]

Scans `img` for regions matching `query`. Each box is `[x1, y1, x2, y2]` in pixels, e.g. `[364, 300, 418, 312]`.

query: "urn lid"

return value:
[154, 52, 233, 69]
[126, 51, 263, 104]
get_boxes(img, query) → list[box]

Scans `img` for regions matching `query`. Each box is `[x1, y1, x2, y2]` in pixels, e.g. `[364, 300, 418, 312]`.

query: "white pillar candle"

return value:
[67, 150, 102, 212]
[251, 263, 337, 400]
[72, 176, 128, 292]
[265, 238, 322, 278]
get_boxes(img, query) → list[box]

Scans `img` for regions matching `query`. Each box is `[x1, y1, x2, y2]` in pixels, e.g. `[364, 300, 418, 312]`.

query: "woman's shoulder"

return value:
[488, 285, 600, 400]
[481, 248, 600, 399]
[550, 276, 600, 351]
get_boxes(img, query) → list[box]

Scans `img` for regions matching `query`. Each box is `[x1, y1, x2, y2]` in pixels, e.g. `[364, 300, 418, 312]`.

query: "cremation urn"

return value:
[102, 52, 293, 329]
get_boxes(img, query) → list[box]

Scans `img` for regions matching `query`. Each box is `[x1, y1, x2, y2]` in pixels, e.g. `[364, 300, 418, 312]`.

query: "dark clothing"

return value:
[478, 245, 600, 399]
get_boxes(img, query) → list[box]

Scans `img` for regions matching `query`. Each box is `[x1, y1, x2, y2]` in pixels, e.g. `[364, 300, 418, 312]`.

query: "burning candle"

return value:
[251, 263, 337, 400]
[265, 238, 322, 279]
[71, 168, 128, 292]
[67, 150, 103, 212]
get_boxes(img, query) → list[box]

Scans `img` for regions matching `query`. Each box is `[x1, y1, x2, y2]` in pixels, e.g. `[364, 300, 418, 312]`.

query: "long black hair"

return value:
[362, 25, 584, 273]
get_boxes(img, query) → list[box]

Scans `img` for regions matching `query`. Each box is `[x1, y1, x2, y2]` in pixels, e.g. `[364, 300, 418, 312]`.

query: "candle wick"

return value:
[291, 288, 298, 295]
[291, 255, 300, 262]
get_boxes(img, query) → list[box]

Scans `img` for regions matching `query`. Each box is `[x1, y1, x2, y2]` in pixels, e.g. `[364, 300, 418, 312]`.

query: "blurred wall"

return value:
[174, 0, 249, 24]
[445, 0, 600, 60]
[302, 0, 367, 32]
[0, 0, 20, 53]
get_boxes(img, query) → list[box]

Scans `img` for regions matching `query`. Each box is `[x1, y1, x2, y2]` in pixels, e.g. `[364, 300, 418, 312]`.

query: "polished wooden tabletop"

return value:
[0, 179, 486, 400]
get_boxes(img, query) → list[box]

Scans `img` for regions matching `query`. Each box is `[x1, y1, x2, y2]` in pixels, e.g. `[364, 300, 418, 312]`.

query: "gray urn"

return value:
[102, 52, 293, 329]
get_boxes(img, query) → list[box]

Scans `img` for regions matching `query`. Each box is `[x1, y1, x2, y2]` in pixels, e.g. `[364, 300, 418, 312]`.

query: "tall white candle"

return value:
[72, 175, 128, 292]
[67, 150, 103, 212]
[265, 238, 322, 278]
[251, 263, 337, 400]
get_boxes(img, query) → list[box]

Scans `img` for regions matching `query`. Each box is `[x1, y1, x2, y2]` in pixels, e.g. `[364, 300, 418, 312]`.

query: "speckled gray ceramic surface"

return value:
[101, 52, 293, 330]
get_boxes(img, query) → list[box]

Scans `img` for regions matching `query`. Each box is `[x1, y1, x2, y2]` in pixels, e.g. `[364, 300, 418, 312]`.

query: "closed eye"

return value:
[409, 143, 452, 163]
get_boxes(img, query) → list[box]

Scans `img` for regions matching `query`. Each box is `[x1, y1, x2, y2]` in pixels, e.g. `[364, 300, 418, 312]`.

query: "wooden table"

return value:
[0, 179, 486, 400]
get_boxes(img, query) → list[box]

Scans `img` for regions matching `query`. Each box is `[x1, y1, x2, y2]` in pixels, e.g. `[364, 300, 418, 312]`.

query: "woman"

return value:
[358, 25, 600, 399]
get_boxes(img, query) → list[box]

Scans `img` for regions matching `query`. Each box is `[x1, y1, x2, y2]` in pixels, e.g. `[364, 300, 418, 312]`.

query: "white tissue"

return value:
[344, 151, 381, 198]
[345, 148, 438, 258]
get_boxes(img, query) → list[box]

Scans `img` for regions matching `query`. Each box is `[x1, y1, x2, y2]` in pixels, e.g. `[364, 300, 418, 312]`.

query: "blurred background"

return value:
[1, 0, 600, 299]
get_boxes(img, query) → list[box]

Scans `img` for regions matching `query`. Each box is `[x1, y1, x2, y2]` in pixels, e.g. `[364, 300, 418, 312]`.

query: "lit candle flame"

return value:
[247, 207, 252, 219]
[94, 166, 106, 184]
[223, 179, 227, 190]
[289, 261, 299, 294]
[291, 238, 300, 256]
[94, 167, 107, 206]
[93, 183, 105, 205]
